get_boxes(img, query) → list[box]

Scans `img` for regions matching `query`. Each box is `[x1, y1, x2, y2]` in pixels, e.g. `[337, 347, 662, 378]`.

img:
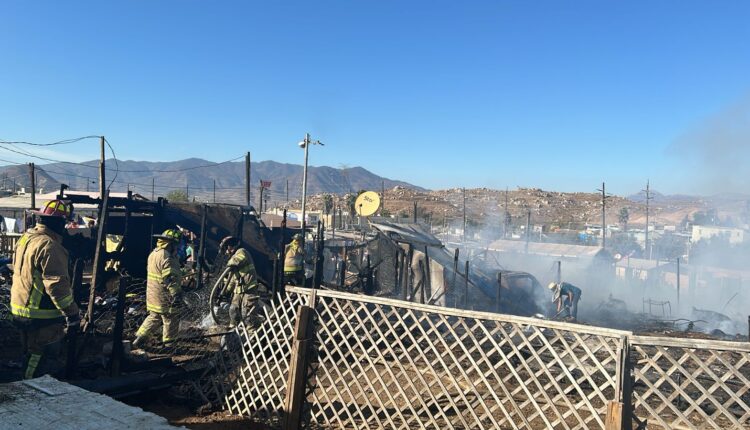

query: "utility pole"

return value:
[99, 136, 106, 198]
[213, 179, 216, 203]
[504, 187, 509, 239]
[285, 179, 289, 206]
[381, 180, 385, 215]
[151, 178, 155, 201]
[185, 181, 189, 201]
[299, 133, 324, 237]
[29, 163, 35, 210]
[245, 152, 251, 207]
[462, 187, 467, 243]
[525, 209, 531, 253]
[596, 182, 611, 249]
[643, 180, 653, 259]
[258, 180, 265, 213]
[413, 201, 418, 223]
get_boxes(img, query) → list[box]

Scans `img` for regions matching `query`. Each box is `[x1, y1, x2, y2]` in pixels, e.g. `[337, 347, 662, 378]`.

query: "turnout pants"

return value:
[284, 270, 305, 287]
[17, 321, 65, 379]
[136, 312, 179, 342]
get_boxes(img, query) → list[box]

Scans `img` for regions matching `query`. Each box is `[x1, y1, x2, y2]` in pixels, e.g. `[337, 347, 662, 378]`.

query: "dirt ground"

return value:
[133, 396, 272, 430]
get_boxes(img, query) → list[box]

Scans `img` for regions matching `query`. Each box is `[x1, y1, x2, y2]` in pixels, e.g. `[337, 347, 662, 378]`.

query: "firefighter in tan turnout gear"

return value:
[220, 236, 259, 326]
[11, 200, 80, 379]
[133, 229, 183, 348]
[284, 233, 305, 286]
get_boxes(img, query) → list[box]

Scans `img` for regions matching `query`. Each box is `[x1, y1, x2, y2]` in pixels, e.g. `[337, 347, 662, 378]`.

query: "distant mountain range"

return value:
[0, 158, 424, 198]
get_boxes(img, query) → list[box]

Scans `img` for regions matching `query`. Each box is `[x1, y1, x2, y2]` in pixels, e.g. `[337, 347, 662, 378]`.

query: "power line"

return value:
[0, 135, 100, 146]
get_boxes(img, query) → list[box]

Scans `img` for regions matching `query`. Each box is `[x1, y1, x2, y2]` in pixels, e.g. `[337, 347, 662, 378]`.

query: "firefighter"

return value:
[283, 233, 305, 286]
[133, 229, 183, 348]
[548, 281, 582, 320]
[11, 200, 79, 379]
[220, 236, 258, 326]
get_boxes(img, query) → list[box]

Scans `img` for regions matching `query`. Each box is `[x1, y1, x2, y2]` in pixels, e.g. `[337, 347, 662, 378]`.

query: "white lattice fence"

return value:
[305, 289, 627, 430]
[630, 335, 750, 430]
[216, 289, 310, 420]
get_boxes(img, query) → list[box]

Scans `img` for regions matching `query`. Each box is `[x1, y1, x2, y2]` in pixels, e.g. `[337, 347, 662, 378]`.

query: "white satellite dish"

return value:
[354, 191, 381, 217]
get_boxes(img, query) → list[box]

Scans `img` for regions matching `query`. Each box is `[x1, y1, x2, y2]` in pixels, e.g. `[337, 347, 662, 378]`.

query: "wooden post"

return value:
[605, 401, 624, 430]
[451, 248, 459, 307]
[464, 260, 470, 309]
[676, 257, 681, 307]
[400, 249, 408, 301]
[29, 163, 35, 210]
[245, 152, 251, 206]
[423, 245, 432, 303]
[283, 305, 315, 430]
[196, 204, 207, 290]
[496, 272, 502, 312]
[110, 276, 128, 376]
[99, 136, 106, 198]
[84, 190, 110, 332]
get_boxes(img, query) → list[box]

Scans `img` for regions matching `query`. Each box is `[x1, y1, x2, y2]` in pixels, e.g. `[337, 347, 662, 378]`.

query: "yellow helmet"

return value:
[153, 228, 182, 242]
[547, 282, 558, 290]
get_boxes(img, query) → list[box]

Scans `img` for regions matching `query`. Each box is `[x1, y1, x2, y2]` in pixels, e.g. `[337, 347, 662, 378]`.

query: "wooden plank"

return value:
[630, 334, 750, 352]
[605, 401, 623, 430]
[283, 305, 314, 430]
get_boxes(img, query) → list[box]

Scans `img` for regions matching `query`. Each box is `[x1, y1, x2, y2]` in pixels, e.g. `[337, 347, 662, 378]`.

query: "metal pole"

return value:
[452, 248, 459, 307]
[29, 163, 35, 210]
[99, 136, 106, 197]
[496, 272, 502, 312]
[213, 179, 216, 203]
[286, 179, 289, 205]
[413, 201, 417, 223]
[677, 257, 680, 309]
[258, 181, 264, 213]
[301, 133, 310, 237]
[525, 209, 531, 253]
[245, 152, 251, 206]
[644, 180, 650, 259]
[464, 260, 470, 309]
[462, 187, 467, 243]
[151, 177, 155, 201]
[381, 180, 385, 215]
[602, 182, 606, 249]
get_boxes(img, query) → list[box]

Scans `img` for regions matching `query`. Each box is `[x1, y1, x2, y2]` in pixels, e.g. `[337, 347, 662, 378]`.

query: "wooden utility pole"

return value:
[186, 181, 189, 201]
[525, 209, 531, 253]
[676, 257, 681, 306]
[285, 179, 289, 205]
[643, 180, 653, 259]
[245, 152, 251, 207]
[258, 180, 265, 213]
[151, 177, 155, 201]
[381, 180, 385, 214]
[413, 201, 418, 223]
[213, 179, 216, 203]
[462, 187, 467, 243]
[99, 136, 106, 198]
[29, 163, 35, 210]
[504, 187, 509, 238]
[597, 182, 610, 249]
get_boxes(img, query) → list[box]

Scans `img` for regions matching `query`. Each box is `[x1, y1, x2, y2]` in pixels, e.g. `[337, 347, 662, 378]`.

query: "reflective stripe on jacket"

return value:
[146, 247, 182, 314]
[228, 248, 258, 293]
[284, 242, 304, 273]
[11, 225, 78, 320]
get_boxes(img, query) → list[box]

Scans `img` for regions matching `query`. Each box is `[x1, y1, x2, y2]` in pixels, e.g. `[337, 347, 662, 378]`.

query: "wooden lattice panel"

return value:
[631, 335, 750, 430]
[220, 290, 309, 420]
[306, 289, 626, 430]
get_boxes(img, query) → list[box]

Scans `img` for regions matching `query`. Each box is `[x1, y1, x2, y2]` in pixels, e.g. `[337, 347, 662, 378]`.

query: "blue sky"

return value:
[1, 1, 749, 195]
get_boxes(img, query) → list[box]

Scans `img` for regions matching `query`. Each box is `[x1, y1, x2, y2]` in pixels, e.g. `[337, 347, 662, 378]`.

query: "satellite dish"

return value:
[354, 191, 380, 217]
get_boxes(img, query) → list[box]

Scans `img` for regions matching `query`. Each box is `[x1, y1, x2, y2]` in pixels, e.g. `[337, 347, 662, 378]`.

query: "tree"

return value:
[322, 194, 333, 215]
[609, 233, 643, 258]
[618, 207, 629, 231]
[166, 189, 188, 202]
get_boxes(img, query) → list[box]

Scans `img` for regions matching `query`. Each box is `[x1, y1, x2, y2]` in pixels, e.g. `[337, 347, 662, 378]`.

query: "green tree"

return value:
[618, 207, 630, 231]
[166, 189, 188, 202]
[322, 194, 334, 215]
